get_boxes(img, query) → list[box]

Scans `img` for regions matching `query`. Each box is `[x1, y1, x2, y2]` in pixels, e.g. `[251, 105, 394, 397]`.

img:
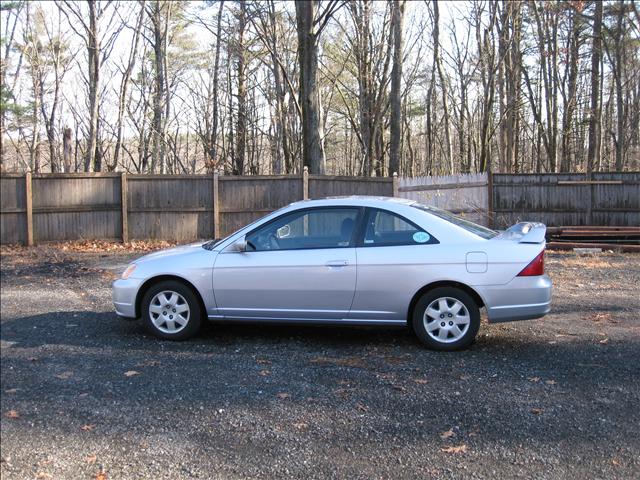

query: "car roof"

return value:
[289, 196, 417, 208]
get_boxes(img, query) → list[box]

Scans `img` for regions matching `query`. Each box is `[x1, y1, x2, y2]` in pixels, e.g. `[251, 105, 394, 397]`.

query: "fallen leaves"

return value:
[54, 371, 74, 380]
[57, 239, 177, 253]
[95, 468, 107, 480]
[413, 378, 428, 385]
[259, 369, 271, 376]
[86, 455, 97, 464]
[256, 358, 272, 365]
[81, 424, 96, 431]
[310, 356, 367, 369]
[292, 422, 309, 430]
[530, 408, 544, 415]
[35, 472, 52, 479]
[441, 444, 467, 454]
[356, 402, 369, 412]
[5, 410, 20, 419]
[527, 376, 541, 383]
[440, 429, 455, 439]
[333, 388, 352, 399]
[135, 360, 161, 368]
[590, 312, 616, 324]
[545, 379, 557, 385]
[276, 392, 290, 400]
[599, 337, 610, 345]
[124, 370, 140, 377]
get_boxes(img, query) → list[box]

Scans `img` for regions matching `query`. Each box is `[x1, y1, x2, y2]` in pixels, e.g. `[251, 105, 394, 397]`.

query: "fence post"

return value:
[25, 172, 33, 246]
[392, 172, 399, 197]
[121, 173, 129, 243]
[213, 170, 220, 238]
[302, 166, 309, 200]
[487, 171, 494, 228]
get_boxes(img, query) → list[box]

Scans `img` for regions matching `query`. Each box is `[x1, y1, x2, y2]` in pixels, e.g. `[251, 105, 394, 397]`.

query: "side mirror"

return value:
[230, 239, 247, 252]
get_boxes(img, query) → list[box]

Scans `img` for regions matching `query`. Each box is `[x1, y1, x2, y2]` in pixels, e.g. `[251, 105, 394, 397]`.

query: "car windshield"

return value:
[411, 203, 498, 240]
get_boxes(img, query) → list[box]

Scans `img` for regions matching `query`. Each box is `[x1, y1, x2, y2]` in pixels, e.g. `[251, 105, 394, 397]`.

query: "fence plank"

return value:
[0, 176, 27, 244]
[25, 173, 33, 246]
[213, 171, 220, 239]
[121, 173, 128, 243]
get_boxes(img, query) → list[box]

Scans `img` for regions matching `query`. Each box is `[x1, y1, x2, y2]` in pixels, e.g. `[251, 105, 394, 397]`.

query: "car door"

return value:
[213, 207, 362, 321]
[349, 207, 440, 322]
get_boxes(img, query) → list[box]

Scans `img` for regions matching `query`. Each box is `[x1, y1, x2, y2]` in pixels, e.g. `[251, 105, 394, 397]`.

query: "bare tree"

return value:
[295, 0, 343, 174]
[389, 0, 404, 177]
[113, 1, 145, 170]
[587, 0, 603, 173]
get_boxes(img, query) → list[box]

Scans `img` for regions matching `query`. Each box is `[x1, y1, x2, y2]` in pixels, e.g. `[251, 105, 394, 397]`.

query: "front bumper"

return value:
[476, 275, 552, 323]
[112, 278, 144, 318]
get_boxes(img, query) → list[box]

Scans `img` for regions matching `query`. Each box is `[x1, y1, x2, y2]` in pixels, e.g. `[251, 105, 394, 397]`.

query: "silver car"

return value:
[113, 197, 551, 351]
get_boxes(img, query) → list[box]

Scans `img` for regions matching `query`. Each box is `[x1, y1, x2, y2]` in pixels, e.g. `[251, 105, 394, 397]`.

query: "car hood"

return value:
[134, 242, 206, 264]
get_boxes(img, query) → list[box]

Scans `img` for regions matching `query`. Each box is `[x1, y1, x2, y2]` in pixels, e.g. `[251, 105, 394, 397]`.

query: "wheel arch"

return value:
[407, 281, 485, 324]
[135, 275, 206, 319]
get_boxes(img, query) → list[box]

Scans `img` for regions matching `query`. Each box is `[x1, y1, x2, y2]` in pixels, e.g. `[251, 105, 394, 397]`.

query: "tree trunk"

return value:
[295, 0, 325, 174]
[150, 1, 167, 173]
[612, 0, 625, 171]
[433, 0, 452, 174]
[389, 0, 404, 177]
[234, 0, 247, 175]
[208, 0, 224, 171]
[114, 1, 145, 171]
[587, 0, 603, 173]
[62, 127, 72, 172]
[86, 0, 100, 172]
[560, 6, 580, 172]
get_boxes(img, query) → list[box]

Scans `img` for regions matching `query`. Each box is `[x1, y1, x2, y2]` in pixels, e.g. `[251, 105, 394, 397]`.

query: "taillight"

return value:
[518, 250, 545, 276]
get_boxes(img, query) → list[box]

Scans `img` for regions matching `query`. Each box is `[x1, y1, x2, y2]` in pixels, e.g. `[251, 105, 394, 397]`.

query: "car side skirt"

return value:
[207, 315, 407, 327]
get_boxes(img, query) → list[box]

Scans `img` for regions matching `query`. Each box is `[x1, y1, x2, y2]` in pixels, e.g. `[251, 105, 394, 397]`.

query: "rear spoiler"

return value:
[500, 222, 547, 244]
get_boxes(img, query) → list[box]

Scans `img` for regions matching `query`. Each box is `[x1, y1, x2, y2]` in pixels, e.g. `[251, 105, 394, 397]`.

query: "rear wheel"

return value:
[412, 287, 480, 351]
[141, 280, 202, 340]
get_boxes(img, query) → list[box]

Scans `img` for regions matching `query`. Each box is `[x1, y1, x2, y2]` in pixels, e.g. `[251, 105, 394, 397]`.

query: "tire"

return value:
[412, 287, 480, 351]
[141, 280, 202, 340]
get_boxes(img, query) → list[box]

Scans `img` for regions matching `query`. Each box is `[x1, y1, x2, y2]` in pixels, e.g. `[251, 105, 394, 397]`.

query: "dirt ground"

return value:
[1, 243, 639, 480]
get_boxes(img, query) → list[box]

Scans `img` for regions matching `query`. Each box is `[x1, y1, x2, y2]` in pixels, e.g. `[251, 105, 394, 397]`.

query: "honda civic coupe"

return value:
[113, 197, 551, 351]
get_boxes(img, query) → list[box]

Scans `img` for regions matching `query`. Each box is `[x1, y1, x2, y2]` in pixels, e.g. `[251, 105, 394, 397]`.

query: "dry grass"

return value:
[0, 239, 179, 257]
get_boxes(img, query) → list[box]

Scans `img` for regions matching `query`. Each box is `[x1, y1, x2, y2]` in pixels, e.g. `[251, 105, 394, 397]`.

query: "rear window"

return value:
[412, 204, 498, 240]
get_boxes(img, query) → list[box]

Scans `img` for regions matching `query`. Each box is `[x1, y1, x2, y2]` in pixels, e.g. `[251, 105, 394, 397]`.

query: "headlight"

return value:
[121, 264, 137, 279]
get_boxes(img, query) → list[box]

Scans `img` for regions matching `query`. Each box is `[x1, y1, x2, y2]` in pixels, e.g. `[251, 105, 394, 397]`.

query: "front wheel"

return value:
[412, 287, 480, 351]
[141, 280, 202, 340]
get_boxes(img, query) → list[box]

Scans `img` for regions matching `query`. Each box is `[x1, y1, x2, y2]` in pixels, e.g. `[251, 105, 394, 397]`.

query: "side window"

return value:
[246, 208, 360, 251]
[362, 209, 437, 246]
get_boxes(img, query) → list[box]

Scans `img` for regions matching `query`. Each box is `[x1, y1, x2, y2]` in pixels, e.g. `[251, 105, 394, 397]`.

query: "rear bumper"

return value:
[476, 275, 552, 323]
[112, 278, 144, 318]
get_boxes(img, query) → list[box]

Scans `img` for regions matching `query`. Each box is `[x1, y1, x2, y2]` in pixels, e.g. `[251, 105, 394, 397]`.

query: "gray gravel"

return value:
[1, 246, 639, 479]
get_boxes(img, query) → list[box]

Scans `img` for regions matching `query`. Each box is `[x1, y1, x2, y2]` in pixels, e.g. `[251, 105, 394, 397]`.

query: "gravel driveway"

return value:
[1, 245, 639, 479]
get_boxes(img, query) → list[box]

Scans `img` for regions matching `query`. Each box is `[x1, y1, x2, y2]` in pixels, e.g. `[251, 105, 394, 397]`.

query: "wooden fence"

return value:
[1, 171, 638, 245]
[0, 170, 395, 245]
[491, 172, 640, 228]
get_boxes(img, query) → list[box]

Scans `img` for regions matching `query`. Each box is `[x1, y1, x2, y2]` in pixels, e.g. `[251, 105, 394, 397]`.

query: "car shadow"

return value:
[0, 310, 419, 351]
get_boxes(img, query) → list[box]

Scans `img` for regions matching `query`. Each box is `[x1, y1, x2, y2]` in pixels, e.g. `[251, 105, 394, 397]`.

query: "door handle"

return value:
[326, 260, 349, 267]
